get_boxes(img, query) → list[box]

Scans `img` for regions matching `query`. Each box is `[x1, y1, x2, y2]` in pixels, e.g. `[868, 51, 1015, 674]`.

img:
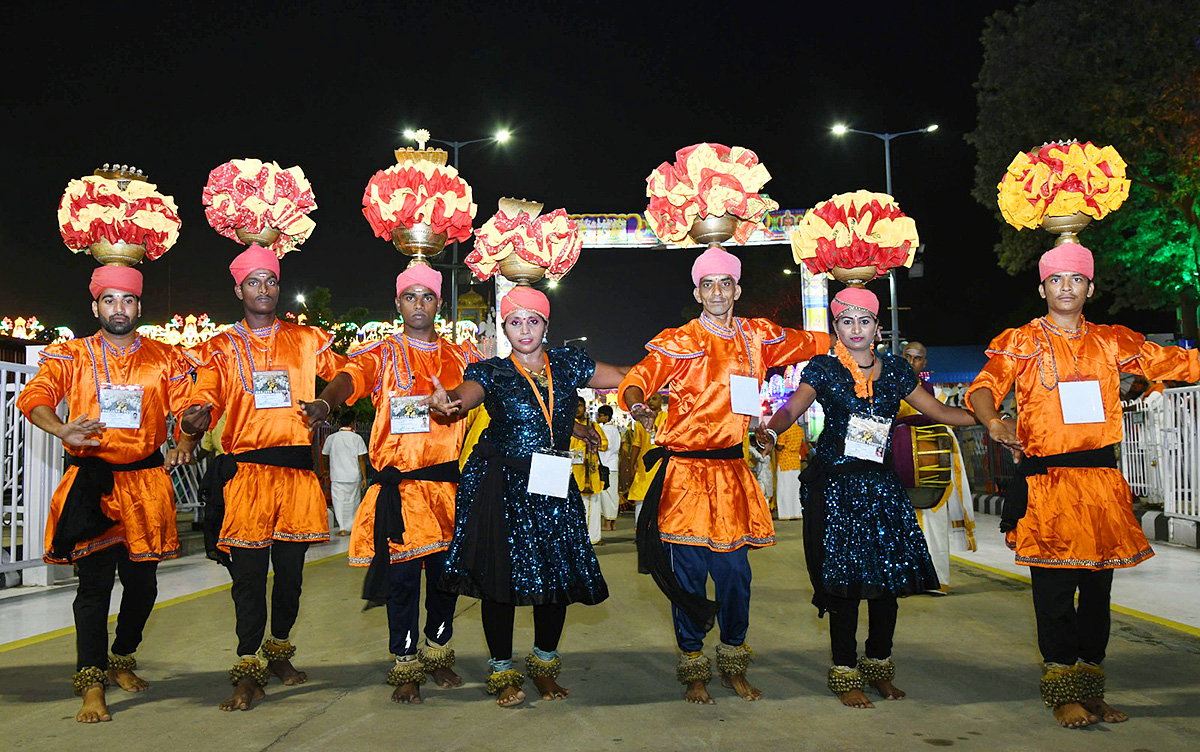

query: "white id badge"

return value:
[1059, 380, 1105, 424]
[252, 370, 292, 409]
[98, 383, 143, 429]
[570, 448, 586, 465]
[528, 450, 573, 498]
[845, 413, 892, 463]
[390, 394, 430, 434]
[729, 374, 762, 416]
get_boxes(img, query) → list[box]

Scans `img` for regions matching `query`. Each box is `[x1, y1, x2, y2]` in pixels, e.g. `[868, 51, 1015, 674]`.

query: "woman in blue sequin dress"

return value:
[427, 286, 629, 708]
[757, 287, 975, 709]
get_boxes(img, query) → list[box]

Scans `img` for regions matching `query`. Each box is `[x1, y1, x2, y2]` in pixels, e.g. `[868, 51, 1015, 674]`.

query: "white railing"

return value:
[1120, 397, 1164, 504]
[0, 361, 62, 585]
[1159, 385, 1200, 522]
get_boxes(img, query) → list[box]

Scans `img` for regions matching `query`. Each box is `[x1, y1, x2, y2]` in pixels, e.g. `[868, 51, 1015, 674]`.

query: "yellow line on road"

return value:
[0, 551, 346, 654]
[952, 555, 1200, 639]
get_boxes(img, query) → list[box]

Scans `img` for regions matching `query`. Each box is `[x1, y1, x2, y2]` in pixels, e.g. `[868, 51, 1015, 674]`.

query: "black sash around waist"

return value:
[361, 461, 461, 607]
[201, 445, 314, 566]
[53, 451, 165, 559]
[1000, 445, 1119, 533]
[449, 438, 535, 604]
[635, 444, 744, 634]
[799, 453, 893, 617]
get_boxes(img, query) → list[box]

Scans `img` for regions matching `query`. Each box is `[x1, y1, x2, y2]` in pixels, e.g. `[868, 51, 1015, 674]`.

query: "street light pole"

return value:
[403, 129, 512, 325]
[832, 124, 937, 353]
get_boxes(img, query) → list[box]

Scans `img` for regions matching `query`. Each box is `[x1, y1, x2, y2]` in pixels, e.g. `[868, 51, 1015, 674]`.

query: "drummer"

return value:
[754, 288, 976, 709]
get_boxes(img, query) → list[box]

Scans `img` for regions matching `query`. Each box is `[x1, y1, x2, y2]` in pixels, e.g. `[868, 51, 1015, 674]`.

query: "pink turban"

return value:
[228, 244, 281, 285]
[830, 287, 879, 318]
[690, 246, 741, 287]
[90, 266, 143, 299]
[500, 286, 550, 321]
[395, 264, 443, 298]
[1038, 242, 1094, 282]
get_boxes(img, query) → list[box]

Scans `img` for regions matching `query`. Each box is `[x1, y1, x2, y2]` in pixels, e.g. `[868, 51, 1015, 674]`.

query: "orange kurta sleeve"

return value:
[166, 346, 196, 424]
[314, 328, 348, 381]
[617, 327, 698, 410]
[754, 319, 831, 368]
[1113, 325, 1200, 382]
[17, 344, 74, 415]
[965, 328, 1028, 412]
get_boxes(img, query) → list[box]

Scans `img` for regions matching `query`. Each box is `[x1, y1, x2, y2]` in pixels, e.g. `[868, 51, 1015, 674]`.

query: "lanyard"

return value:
[511, 353, 554, 436]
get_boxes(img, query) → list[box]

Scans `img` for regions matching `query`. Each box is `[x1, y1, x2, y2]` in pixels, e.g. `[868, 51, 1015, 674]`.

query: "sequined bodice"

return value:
[803, 353, 918, 467]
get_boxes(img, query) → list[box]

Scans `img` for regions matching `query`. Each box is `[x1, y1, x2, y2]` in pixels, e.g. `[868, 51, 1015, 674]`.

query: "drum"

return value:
[891, 423, 954, 509]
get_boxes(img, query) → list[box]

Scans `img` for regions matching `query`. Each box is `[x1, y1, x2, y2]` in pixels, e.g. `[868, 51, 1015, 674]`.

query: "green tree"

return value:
[966, 0, 1200, 337]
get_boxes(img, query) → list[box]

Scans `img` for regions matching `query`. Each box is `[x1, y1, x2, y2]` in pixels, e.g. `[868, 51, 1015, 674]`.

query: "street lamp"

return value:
[564, 336, 587, 346]
[831, 122, 938, 353]
[296, 294, 306, 306]
[402, 127, 513, 322]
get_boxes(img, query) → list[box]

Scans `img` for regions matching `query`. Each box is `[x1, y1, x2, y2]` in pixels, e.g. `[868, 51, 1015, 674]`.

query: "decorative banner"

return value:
[570, 209, 806, 249]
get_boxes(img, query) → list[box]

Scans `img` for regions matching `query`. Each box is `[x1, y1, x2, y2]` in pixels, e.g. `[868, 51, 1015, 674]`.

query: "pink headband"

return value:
[830, 287, 879, 318]
[690, 246, 741, 286]
[229, 244, 280, 285]
[395, 264, 443, 298]
[500, 286, 550, 320]
[1038, 242, 1094, 282]
[90, 266, 143, 299]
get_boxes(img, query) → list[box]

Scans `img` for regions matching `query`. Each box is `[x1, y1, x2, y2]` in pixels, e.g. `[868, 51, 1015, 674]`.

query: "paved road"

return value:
[2, 520, 1197, 751]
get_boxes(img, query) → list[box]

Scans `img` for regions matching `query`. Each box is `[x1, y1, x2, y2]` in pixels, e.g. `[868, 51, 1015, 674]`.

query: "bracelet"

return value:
[988, 417, 1010, 429]
[313, 398, 331, 413]
[761, 427, 778, 443]
[631, 402, 648, 413]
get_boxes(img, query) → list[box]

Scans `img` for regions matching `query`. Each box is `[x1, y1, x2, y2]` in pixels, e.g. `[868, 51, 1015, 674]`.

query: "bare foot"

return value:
[533, 675, 570, 700]
[871, 679, 905, 700]
[684, 679, 715, 705]
[336, 530, 349, 537]
[390, 682, 422, 704]
[1052, 701, 1098, 728]
[430, 666, 463, 688]
[721, 672, 762, 701]
[219, 677, 265, 711]
[1082, 698, 1128, 723]
[269, 658, 308, 685]
[496, 685, 525, 707]
[837, 688, 875, 709]
[76, 683, 111, 723]
[107, 667, 149, 692]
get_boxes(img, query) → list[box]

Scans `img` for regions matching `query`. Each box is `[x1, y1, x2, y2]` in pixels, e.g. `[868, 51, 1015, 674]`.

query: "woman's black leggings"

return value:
[480, 600, 568, 661]
[827, 594, 898, 667]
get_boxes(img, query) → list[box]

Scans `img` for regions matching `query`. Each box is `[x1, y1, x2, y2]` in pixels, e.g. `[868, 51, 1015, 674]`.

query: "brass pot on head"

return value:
[1041, 212, 1092, 247]
[688, 213, 738, 247]
[829, 265, 878, 287]
[497, 255, 547, 285]
[90, 240, 146, 267]
[392, 223, 449, 267]
[236, 226, 282, 247]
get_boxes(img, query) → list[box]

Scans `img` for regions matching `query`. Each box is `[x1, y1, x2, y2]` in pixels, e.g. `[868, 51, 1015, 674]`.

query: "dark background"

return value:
[1, 1, 1175, 363]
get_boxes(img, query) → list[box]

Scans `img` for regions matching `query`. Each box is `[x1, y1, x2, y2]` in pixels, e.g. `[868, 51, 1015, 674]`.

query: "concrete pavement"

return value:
[1, 519, 1198, 751]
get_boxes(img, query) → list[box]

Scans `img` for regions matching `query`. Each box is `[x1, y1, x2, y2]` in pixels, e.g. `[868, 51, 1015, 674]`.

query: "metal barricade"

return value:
[1119, 397, 1164, 504]
[1160, 385, 1200, 521]
[954, 424, 1015, 494]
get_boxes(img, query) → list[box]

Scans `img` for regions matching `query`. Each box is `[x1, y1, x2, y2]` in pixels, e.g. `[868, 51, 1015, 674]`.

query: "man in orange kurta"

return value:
[619, 246, 830, 703]
[18, 266, 197, 722]
[314, 264, 481, 704]
[968, 242, 1199, 728]
[180, 245, 346, 711]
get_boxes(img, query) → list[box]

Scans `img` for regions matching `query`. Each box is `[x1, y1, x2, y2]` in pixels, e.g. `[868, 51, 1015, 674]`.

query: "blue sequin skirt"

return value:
[441, 456, 609, 606]
[802, 466, 938, 600]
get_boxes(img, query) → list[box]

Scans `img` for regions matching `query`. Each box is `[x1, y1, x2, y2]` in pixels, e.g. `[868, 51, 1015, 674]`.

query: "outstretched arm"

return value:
[755, 383, 817, 452]
[589, 361, 630, 390]
[904, 386, 978, 427]
[425, 376, 485, 417]
[302, 372, 355, 429]
[968, 388, 1022, 451]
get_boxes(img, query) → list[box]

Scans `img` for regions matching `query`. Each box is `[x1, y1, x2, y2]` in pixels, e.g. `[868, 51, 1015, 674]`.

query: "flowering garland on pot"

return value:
[644, 143, 778, 245]
[790, 190, 918, 279]
[362, 160, 476, 243]
[997, 140, 1130, 230]
[465, 207, 582, 280]
[202, 159, 317, 254]
[57, 175, 181, 260]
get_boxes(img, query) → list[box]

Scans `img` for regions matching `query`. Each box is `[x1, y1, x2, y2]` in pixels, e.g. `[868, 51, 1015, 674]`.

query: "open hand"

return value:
[165, 444, 196, 469]
[57, 416, 104, 447]
[423, 375, 463, 417]
[987, 417, 1023, 453]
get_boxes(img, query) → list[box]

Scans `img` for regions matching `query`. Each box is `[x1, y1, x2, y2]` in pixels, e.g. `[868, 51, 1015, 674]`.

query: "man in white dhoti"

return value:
[595, 405, 622, 533]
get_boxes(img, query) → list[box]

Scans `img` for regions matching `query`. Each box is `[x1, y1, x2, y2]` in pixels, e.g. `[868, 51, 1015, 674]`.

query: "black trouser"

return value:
[827, 594, 898, 668]
[228, 541, 309, 656]
[1029, 566, 1113, 665]
[480, 600, 568, 662]
[73, 545, 158, 671]
[387, 551, 458, 657]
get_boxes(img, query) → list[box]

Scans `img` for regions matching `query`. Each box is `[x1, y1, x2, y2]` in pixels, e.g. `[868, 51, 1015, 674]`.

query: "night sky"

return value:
[1, 2, 1175, 364]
